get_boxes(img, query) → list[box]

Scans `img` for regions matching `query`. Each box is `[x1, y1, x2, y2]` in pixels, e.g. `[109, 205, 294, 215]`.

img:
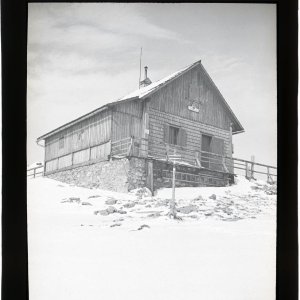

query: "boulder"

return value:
[209, 194, 217, 200]
[105, 198, 117, 205]
[107, 206, 117, 214]
[81, 201, 92, 206]
[124, 202, 135, 208]
[177, 205, 199, 214]
[94, 210, 109, 216]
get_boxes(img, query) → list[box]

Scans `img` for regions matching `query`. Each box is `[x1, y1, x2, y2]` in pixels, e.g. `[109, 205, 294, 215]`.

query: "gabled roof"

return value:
[37, 60, 244, 141]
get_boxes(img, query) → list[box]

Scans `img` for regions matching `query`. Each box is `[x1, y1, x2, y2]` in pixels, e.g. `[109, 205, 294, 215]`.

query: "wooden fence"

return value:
[27, 165, 44, 178]
[111, 137, 277, 183]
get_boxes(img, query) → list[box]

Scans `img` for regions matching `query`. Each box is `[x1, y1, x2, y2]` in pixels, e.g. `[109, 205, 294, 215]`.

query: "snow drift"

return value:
[27, 176, 276, 300]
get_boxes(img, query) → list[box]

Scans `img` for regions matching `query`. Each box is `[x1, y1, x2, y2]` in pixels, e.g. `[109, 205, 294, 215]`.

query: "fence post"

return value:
[267, 167, 274, 184]
[166, 144, 169, 162]
[222, 156, 229, 172]
[250, 155, 255, 179]
[127, 137, 133, 156]
[245, 161, 248, 178]
[195, 151, 201, 167]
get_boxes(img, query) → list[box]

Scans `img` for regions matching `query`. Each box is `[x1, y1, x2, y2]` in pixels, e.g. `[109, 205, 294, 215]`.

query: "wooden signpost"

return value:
[168, 151, 182, 219]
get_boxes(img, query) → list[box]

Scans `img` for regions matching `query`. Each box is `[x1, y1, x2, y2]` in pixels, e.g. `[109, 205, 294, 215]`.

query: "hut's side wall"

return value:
[44, 109, 112, 173]
[111, 100, 143, 141]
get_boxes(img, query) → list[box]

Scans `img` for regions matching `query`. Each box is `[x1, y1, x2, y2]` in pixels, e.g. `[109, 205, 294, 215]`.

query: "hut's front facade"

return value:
[37, 60, 244, 192]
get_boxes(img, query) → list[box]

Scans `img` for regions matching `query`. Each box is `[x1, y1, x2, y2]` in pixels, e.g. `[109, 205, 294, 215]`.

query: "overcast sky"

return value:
[27, 3, 276, 167]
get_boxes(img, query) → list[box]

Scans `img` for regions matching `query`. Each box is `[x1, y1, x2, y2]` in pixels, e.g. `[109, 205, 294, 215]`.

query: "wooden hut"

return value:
[37, 60, 244, 192]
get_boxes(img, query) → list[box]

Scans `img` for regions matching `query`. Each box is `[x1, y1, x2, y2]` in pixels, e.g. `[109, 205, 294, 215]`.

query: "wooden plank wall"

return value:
[45, 109, 112, 161]
[148, 107, 231, 169]
[90, 142, 111, 160]
[58, 154, 72, 169]
[111, 100, 143, 142]
[149, 65, 232, 130]
[45, 141, 111, 173]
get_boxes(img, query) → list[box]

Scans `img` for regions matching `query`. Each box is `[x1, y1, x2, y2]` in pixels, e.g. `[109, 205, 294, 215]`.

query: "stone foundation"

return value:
[46, 156, 230, 192]
[46, 157, 147, 193]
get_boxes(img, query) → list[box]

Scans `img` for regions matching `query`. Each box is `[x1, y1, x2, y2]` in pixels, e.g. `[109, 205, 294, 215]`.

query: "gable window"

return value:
[59, 137, 64, 149]
[169, 126, 179, 145]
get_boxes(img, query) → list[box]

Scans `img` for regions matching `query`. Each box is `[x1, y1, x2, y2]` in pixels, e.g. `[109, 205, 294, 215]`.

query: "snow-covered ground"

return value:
[27, 176, 276, 300]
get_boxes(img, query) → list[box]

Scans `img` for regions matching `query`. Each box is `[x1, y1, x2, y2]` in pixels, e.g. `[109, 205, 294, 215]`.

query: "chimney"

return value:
[140, 66, 152, 87]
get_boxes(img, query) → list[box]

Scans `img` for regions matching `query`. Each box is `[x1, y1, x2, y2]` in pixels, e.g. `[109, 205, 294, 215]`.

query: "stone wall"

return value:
[127, 157, 147, 191]
[46, 156, 229, 192]
[47, 157, 147, 193]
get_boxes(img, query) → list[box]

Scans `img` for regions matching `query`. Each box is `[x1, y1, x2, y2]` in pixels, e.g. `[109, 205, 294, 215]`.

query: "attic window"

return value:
[169, 126, 179, 145]
[59, 137, 64, 149]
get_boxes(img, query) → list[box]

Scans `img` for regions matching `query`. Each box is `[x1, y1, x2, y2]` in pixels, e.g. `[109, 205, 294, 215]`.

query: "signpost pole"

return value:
[169, 148, 177, 218]
[172, 161, 176, 203]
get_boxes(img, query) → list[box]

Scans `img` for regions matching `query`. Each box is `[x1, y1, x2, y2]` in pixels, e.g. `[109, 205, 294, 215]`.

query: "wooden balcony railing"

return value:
[111, 136, 277, 183]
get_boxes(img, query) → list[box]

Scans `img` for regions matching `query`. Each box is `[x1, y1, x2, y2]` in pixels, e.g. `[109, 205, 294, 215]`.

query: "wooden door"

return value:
[201, 135, 212, 168]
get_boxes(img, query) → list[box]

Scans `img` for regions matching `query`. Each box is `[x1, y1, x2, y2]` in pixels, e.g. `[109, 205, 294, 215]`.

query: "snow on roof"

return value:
[119, 61, 200, 101]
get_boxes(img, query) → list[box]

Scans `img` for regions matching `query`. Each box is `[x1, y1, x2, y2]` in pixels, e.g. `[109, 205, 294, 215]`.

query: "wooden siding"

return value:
[45, 109, 112, 161]
[73, 149, 90, 165]
[111, 111, 143, 142]
[113, 100, 143, 118]
[148, 107, 231, 169]
[90, 142, 111, 160]
[149, 65, 232, 130]
[58, 154, 72, 169]
[45, 158, 58, 173]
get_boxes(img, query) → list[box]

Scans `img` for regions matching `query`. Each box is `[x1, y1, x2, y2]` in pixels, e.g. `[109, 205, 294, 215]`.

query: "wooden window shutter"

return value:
[163, 124, 169, 143]
[178, 128, 187, 147]
[211, 137, 225, 171]
[211, 137, 224, 155]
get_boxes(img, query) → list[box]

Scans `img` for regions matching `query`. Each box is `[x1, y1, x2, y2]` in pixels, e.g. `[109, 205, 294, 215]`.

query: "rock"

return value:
[177, 205, 198, 214]
[107, 206, 117, 214]
[105, 198, 117, 205]
[124, 202, 135, 208]
[82, 202, 92, 206]
[134, 187, 152, 198]
[110, 223, 122, 227]
[137, 224, 150, 230]
[209, 194, 217, 200]
[189, 214, 198, 219]
[155, 199, 170, 207]
[147, 212, 161, 218]
[94, 210, 109, 216]
[145, 204, 152, 208]
[113, 218, 124, 222]
[118, 210, 127, 214]
[193, 195, 204, 201]
[61, 197, 80, 203]
[88, 195, 101, 199]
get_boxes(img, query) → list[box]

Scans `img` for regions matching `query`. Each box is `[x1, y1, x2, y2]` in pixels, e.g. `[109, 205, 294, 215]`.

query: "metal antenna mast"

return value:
[139, 47, 142, 89]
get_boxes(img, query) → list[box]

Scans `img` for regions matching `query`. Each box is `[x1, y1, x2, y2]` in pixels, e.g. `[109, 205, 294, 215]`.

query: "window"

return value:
[163, 124, 187, 147]
[59, 137, 64, 149]
[78, 130, 84, 141]
[169, 126, 179, 145]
